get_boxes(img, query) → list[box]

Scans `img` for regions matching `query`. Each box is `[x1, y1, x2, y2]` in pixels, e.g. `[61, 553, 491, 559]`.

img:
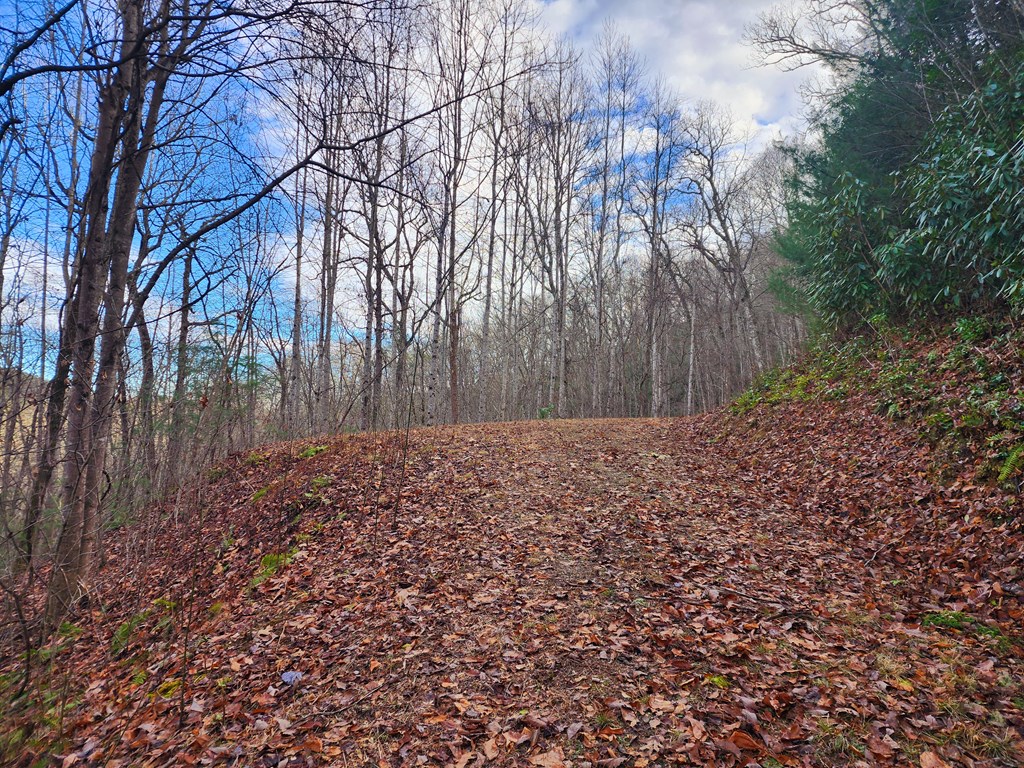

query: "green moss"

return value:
[251, 486, 269, 503]
[923, 610, 971, 630]
[152, 597, 177, 612]
[922, 611, 1007, 645]
[298, 444, 329, 459]
[155, 677, 181, 699]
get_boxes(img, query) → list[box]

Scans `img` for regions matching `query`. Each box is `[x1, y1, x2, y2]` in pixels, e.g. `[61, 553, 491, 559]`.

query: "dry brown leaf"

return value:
[920, 752, 951, 768]
[482, 737, 499, 760]
[529, 748, 566, 767]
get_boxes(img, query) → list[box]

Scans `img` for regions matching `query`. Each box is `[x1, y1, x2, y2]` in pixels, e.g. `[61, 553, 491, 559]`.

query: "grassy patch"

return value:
[923, 611, 1007, 647]
[813, 718, 865, 758]
[936, 722, 1015, 758]
[57, 622, 83, 639]
[731, 368, 818, 414]
[298, 444, 329, 459]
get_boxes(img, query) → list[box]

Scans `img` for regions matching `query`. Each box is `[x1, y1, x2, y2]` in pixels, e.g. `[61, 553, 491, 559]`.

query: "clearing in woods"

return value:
[11, 415, 1024, 767]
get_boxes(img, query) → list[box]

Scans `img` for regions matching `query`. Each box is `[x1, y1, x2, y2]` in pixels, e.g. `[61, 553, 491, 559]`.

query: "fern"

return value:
[998, 443, 1024, 484]
[111, 610, 151, 655]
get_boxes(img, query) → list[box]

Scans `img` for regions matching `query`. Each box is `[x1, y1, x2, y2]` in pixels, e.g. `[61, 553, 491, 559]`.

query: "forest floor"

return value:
[5, 400, 1024, 767]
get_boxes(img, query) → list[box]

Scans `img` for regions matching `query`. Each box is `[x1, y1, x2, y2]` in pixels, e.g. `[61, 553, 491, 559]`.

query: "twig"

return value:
[866, 529, 909, 565]
[290, 676, 396, 726]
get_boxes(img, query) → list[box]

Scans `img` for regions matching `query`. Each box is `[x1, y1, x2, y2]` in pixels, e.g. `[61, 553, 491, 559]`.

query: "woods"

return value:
[0, 0, 796, 622]
[2, 1, 1024, 765]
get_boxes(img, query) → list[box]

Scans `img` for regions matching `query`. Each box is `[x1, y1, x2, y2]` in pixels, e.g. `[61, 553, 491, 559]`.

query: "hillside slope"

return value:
[3, 329, 1024, 767]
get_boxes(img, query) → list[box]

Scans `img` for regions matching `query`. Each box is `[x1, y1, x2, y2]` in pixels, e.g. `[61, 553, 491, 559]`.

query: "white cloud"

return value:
[536, 0, 816, 142]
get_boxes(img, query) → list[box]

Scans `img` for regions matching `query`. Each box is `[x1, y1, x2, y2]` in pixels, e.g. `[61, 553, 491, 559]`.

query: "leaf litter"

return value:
[3, 403, 1023, 767]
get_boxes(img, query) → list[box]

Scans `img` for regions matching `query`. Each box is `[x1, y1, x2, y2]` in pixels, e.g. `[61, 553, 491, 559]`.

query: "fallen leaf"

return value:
[920, 752, 951, 768]
[529, 748, 566, 767]
[729, 731, 763, 752]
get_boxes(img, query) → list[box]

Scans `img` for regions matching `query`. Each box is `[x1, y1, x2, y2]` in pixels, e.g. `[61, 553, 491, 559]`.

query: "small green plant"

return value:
[538, 404, 554, 419]
[731, 388, 763, 414]
[997, 443, 1024, 483]
[252, 486, 269, 502]
[925, 410, 955, 437]
[57, 622, 83, 639]
[311, 474, 332, 489]
[813, 718, 864, 757]
[251, 549, 296, 587]
[954, 316, 991, 344]
[593, 711, 616, 728]
[706, 674, 730, 689]
[111, 609, 151, 655]
[153, 597, 177, 612]
[244, 451, 269, 466]
[298, 444, 329, 459]
[206, 465, 228, 482]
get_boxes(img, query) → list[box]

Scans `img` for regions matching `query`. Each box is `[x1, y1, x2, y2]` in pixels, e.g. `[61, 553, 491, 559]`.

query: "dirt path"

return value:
[25, 419, 1024, 767]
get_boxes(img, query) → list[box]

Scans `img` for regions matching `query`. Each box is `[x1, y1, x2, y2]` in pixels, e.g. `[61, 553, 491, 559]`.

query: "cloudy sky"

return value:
[538, 0, 814, 143]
